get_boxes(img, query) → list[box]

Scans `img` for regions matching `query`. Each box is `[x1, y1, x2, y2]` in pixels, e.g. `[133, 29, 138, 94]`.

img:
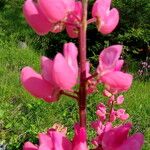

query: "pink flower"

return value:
[66, 1, 82, 38]
[101, 123, 144, 150]
[92, 0, 119, 34]
[38, 0, 75, 23]
[91, 122, 112, 146]
[114, 60, 124, 71]
[23, 124, 88, 150]
[23, 0, 52, 35]
[103, 89, 112, 97]
[21, 43, 78, 102]
[97, 45, 123, 75]
[91, 120, 105, 135]
[23, 129, 72, 150]
[116, 109, 129, 121]
[72, 124, 88, 150]
[86, 61, 98, 94]
[21, 65, 60, 102]
[109, 109, 117, 122]
[97, 45, 133, 93]
[116, 95, 124, 105]
[52, 42, 78, 90]
[107, 95, 115, 105]
[100, 71, 133, 93]
[23, 0, 68, 35]
[23, 0, 76, 35]
[96, 103, 106, 121]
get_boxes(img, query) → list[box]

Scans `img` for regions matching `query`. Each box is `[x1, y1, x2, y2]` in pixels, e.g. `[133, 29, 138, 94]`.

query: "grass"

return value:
[0, 39, 150, 150]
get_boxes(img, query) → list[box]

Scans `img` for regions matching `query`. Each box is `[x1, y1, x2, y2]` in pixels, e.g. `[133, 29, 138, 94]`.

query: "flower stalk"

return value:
[79, 0, 88, 127]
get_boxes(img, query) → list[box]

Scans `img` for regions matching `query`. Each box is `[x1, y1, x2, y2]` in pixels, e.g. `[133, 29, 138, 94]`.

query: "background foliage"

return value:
[0, 0, 150, 149]
[0, 0, 149, 62]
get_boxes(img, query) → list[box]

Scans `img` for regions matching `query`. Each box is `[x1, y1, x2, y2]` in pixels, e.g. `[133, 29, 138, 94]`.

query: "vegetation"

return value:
[0, 0, 149, 149]
[0, 41, 150, 149]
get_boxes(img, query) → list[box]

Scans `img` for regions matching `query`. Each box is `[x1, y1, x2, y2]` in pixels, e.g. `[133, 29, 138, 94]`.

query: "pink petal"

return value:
[102, 123, 132, 150]
[21, 67, 59, 102]
[100, 71, 133, 93]
[63, 42, 78, 78]
[98, 45, 123, 75]
[41, 56, 54, 84]
[116, 95, 124, 105]
[23, 0, 51, 35]
[38, 145, 51, 150]
[110, 109, 117, 122]
[92, 0, 119, 34]
[38, 0, 75, 23]
[104, 122, 113, 132]
[47, 130, 72, 150]
[66, 1, 82, 38]
[117, 133, 144, 150]
[103, 89, 112, 97]
[66, 25, 79, 38]
[108, 95, 115, 105]
[49, 22, 65, 33]
[114, 60, 124, 71]
[72, 124, 88, 150]
[100, 8, 119, 34]
[23, 142, 38, 150]
[117, 109, 129, 121]
[92, 0, 111, 19]
[91, 120, 105, 135]
[38, 133, 53, 147]
[62, 0, 75, 12]
[52, 53, 77, 90]
[86, 61, 91, 78]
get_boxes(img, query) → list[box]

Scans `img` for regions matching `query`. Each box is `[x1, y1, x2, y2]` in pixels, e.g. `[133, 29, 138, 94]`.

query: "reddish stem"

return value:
[78, 0, 88, 127]
[87, 18, 96, 25]
[108, 100, 115, 122]
[60, 91, 79, 101]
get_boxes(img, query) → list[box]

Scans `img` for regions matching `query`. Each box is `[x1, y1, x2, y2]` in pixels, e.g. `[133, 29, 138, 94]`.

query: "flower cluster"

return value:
[23, 0, 119, 37]
[21, 42, 78, 102]
[91, 93, 144, 149]
[21, 0, 144, 149]
[23, 124, 88, 150]
[91, 122, 144, 150]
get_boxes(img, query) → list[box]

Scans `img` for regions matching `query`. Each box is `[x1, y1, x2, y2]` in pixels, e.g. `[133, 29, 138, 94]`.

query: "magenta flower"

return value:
[97, 45, 123, 75]
[38, 0, 75, 23]
[92, 0, 119, 34]
[116, 95, 124, 105]
[97, 45, 133, 93]
[23, 124, 88, 150]
[21, 65, 60, 102]
[72, 124, 88, 150]
[116, 109, 129, 121]
[102, 123, 144, 150]
[100, 71, 133, 93]
[66, 1, 82, 38]
[21, 43, 78, 102]
[91, 120, 105, 136]
[23, 129, 72, 150]
[91, 122, 113, 147]
[96, 103, 106, 121]
[23, 0, 76, 35]
[86, 61, 98, 94]
[23, 0, 52, 35]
